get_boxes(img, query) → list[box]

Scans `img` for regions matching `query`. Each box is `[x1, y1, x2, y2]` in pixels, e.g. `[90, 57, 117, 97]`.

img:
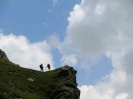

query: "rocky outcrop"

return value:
[50, 66, 80, 99]
[0, 49, 9, 61]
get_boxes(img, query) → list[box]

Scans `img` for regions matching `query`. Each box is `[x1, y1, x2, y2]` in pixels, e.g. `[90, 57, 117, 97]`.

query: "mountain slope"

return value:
[0, 59, 80, 99]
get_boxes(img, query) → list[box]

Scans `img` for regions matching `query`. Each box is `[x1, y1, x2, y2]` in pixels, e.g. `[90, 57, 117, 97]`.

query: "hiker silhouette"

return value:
[46, 64, 51, 71]
[39, 64, 43, 72]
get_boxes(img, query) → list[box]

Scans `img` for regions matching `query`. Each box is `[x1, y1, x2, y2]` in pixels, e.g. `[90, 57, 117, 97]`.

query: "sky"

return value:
[0, 0, 133, 99]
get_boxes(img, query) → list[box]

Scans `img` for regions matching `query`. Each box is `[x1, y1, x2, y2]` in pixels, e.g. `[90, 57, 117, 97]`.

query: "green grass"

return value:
[0, 59, 58, 99]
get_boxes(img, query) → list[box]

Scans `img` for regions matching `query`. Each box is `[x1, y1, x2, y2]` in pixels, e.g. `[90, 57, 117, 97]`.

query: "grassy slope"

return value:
[0, 59, 58, 99]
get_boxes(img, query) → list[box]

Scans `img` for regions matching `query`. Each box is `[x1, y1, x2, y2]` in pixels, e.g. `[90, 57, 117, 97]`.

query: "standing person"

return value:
[40, 64, 43, 72]
[47, 64, 51, 71]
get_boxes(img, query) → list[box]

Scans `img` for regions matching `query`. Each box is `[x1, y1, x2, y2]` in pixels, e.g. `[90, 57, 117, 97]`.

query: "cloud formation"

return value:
[0, 30, 54, 71]
[64, 0, 133, 58]
[59, 0, 133, 99]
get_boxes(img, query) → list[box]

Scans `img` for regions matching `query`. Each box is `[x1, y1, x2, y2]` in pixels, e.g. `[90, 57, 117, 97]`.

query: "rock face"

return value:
[0, 49, 9, 60]
[50, 66, 80, 99]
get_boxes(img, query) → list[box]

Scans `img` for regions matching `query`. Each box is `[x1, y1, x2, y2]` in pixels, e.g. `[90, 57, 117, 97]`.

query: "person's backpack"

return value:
[40, 64, 42, 68]
[47, 64, 50, 68]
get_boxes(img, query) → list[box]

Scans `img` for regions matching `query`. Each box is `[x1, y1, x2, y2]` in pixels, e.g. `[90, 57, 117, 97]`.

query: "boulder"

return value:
[50, 66, 80, 99]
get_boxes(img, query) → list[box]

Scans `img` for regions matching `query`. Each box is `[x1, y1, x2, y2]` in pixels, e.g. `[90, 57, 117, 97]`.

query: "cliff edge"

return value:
[50, 66, 80, 99]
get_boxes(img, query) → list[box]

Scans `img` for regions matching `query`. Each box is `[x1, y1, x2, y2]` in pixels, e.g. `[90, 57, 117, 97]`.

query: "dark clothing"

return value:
[40, 64, 43, 72]
[47, 64, 50, 71]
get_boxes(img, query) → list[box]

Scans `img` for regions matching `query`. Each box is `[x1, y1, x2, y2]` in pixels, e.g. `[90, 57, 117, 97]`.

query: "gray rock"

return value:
[50, 66, 80, 99]
[27, 78, 34, 81]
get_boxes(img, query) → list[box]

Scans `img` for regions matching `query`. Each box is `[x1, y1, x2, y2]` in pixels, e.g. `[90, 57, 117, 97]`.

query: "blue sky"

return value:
[0, 0, 133, 99]
[0, 0, 80, 42]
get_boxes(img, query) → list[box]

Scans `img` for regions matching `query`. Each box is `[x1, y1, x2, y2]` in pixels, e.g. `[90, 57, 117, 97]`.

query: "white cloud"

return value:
[95, 4, 105, 15]
[67, 4, 86, 27]
[0, 31, 54, 71]
[116, 93, 129, 99]
[79, 78, 130, 99]
[47, 34, 61, 49]
[79, 85, 115, 99]
[65, 0, 133, 61]
[60, 54, 78, 66]
[78, 41, 133, 99]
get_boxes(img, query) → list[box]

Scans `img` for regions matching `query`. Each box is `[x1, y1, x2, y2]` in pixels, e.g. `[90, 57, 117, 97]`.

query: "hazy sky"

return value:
[0, 0, 133, 99]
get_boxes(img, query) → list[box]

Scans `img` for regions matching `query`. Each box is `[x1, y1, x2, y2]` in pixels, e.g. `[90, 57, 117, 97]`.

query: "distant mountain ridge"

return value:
[0, 50, 80, 99]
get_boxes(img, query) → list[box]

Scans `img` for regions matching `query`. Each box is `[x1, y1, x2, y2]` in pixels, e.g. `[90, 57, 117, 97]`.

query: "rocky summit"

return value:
[0, 49, 9, 61]
[0, 50, 80, 99]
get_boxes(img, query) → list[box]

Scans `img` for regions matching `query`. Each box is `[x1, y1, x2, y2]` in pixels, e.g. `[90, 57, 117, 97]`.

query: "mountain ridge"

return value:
[0, 50, 80, 99]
